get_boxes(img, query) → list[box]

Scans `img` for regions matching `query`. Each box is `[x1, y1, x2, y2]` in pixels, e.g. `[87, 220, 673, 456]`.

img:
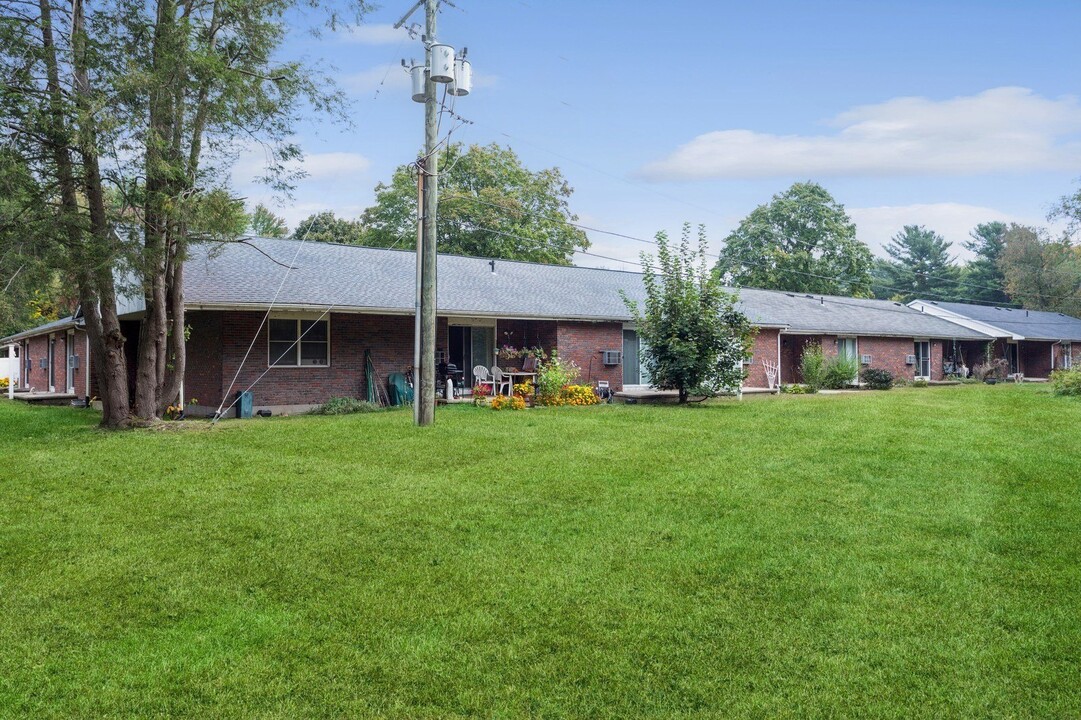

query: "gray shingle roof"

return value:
[1, 315, 82, 344]
[182, 238, 989, 339]
[914, 300, 1081, 342]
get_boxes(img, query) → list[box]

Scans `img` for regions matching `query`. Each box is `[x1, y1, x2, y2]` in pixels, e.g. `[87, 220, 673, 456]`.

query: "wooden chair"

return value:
[490, 366, 510, 395]
[522, 355, 538, 373]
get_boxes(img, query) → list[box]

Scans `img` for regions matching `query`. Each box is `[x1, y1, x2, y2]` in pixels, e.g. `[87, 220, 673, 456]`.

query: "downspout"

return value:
[85, 332, 90, 398]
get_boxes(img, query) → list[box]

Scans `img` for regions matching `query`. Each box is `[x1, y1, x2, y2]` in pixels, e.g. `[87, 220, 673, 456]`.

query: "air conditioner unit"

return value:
[39, 358, 48, 369]
[601, 350, 622, 366]
[905, 354, 917, 365]
[68, 355, 79, 369]
[860, 354, 872, 365]
[744, 355, 754, 365]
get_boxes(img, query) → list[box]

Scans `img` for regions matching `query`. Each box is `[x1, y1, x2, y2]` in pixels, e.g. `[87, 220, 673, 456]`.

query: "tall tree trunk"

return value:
[41, 0, 130, 427]
[134, 0, 180, 420]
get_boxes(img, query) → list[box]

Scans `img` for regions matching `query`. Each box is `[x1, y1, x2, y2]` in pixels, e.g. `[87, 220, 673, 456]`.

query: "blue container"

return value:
[235, 390, 253, 419]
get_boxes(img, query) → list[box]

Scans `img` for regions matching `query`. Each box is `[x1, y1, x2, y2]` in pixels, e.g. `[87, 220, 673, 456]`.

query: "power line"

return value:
[441, 192, 1048, 304]
[439, 193, 1042, 307]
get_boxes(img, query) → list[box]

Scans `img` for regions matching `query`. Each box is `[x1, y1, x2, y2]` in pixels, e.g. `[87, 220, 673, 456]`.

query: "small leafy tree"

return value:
[623, 223, 754, 403]
[249, 205, 289, 238]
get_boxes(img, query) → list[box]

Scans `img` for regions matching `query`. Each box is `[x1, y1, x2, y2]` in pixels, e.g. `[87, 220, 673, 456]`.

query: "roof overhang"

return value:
[907, 301, 1017, 340]
[1, 318, 83, 344]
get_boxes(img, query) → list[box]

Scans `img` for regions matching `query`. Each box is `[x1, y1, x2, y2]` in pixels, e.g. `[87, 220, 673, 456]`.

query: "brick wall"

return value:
[1019, 340, 1053, 378]
[186, 311, 450, 412]
[21, 332, 80, 392]
[745, 329, 779, 388]
[555, 321, 624, 390]
[856, 336, 916, 381]
[185, 311, 222, 408]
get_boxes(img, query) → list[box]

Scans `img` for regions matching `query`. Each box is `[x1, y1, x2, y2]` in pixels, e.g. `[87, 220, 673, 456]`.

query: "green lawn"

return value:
[1, 386, 1079, 718]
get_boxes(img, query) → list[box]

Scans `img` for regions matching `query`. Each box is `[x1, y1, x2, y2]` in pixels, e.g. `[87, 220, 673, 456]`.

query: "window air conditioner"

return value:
[601, 350, 622, 366]
[905, 354, 917, 365]
[39, 357, 48, 369]
[860, 354, 872, 365]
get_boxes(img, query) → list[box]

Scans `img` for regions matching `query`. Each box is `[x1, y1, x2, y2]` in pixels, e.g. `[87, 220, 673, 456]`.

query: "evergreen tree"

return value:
[962, 221, 1009, 304]
[880, 225, 960, 302]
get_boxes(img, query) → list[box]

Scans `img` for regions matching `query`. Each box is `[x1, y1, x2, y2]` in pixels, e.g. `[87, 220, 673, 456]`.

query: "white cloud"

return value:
[230, 146, 375, 232]
[848, 203, 1026, 259]
[341, 23, 413, 45]
[639, 87, 1081, 181]
[299, 151, 371, 179]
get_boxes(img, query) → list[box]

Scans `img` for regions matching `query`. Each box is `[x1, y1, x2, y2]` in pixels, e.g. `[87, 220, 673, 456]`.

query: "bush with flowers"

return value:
[560, 384, 599, 406]
[490, 393, 526, 411]
[0, 376, 9, 390]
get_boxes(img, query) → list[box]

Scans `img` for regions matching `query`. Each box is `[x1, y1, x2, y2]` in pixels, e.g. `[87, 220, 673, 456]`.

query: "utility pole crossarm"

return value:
[393, 0, 425, 29]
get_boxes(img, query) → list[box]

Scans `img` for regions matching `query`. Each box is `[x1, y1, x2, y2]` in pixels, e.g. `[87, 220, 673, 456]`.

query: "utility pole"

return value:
[396, 0, 471, 426]
[418, 0, 438, 426]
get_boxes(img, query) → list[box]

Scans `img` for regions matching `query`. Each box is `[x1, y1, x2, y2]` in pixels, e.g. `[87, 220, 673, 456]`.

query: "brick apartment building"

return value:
[5, 237, 1081, 414]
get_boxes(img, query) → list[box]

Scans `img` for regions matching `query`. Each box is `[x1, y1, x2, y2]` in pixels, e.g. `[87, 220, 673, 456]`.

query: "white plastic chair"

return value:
[473, 365, 490, 394]
[490, 366, 510, 396]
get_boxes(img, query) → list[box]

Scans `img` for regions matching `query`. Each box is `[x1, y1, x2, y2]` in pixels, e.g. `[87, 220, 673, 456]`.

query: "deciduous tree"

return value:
[0, 0, 369, 425]
[715, 182, 873, 297]
[361, 143, 589, 265]
[998, 224, 1081, 315]
[249, 204, 289, 238]
[623, 224, 753, 403]
[292, 211, 365, 245]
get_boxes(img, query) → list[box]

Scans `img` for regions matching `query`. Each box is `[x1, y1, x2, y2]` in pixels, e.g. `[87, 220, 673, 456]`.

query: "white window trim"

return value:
[1062, 342, 1073, 369]
[268, 315, 331, 369]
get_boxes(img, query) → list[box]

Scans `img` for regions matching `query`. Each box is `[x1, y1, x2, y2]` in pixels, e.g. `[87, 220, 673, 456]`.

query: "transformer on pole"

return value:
[395, 0, 474, 426]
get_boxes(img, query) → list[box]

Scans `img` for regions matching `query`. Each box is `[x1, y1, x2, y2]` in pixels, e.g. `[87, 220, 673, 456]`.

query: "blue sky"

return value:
[234, 0, 1081, 269]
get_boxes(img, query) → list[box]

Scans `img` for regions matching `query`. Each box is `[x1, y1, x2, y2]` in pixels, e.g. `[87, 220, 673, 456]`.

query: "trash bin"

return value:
[235, 390, 253, 419]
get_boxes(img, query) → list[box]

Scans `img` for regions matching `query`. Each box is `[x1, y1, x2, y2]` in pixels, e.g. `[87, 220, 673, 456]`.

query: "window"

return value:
[1063, 343, 1073, 369]
[269, 317, 329, 367]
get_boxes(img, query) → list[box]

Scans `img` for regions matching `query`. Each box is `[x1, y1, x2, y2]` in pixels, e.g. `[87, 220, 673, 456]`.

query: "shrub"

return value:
[799, 344, 826, 390]
[972, 358, 1008, 382]
[780, 383, 815, 394]
[860, 367, 894, 390]
[0, 376, 9, 390]
[535, 353, 580, 405]
[512, 382, 534, 398]
[561, 384, 600, 406]
[822, 354, 860, 389]
[912, 379, 929, 388]
[490, 394, 526, 411]
[1050, 368, 1081, 396]
[311, 397, 383, 415]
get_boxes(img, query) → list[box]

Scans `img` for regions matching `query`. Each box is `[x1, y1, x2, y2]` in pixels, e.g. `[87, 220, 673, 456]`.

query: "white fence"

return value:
[1, 353, 19, 385]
